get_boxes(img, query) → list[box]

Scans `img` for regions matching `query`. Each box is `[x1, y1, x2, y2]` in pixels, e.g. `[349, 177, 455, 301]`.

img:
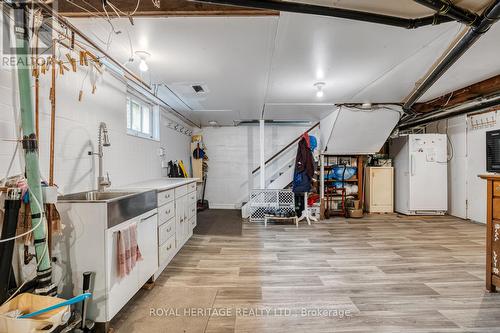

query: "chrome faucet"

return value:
[89, 122, 111, 191]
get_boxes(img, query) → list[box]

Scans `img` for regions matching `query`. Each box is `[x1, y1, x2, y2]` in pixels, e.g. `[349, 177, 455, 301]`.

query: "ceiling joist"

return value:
[57, 0, 278, 17]
[413, 74, 500, 113]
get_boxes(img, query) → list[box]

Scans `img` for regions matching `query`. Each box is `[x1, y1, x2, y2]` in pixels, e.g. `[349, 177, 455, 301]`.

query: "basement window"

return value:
[126, 95, 159, 141]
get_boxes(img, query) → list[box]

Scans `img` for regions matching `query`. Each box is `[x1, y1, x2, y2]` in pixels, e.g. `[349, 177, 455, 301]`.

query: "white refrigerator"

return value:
[389, 134, 448, 215]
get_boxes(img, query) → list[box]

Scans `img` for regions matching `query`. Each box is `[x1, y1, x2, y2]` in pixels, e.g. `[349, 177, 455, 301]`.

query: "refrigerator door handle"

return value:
[410, 153, 416, 176]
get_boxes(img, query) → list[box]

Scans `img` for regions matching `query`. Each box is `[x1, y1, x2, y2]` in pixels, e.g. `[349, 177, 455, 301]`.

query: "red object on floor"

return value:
[308, 193, 320, 206]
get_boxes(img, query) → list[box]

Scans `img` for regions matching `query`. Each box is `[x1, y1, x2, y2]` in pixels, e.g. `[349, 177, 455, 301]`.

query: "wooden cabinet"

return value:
[479, 174, 500, 292]
[365, 167, 394, 213]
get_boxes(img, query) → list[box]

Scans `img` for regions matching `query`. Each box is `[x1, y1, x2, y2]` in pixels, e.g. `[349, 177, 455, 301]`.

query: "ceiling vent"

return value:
[192, 84, 207, 94]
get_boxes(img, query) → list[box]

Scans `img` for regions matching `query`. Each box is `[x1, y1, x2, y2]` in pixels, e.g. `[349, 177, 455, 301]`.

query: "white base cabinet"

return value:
[55, 205, 158, 324]
[155, 181, 197, 279]
[105, 210, 158, 320]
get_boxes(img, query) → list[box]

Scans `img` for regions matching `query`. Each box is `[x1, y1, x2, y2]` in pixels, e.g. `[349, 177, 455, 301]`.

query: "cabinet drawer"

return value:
[159, 235, 176, 265]
[158, 189, 174, 207]
[188, 182, 196, 193]
[493, 198, 500, 220]
[188, 192, 197, 205]
[494, 182, 500, 197]
[188, 202, 196, 220]
[158, 220, 175, 246]
[158, 201, 175, 226]
[175, 185, 187, 199]
[189, 216, 197, 230]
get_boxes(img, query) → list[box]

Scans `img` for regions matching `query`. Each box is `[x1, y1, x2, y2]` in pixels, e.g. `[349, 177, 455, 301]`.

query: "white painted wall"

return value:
[0, 51, 191, 282]
[0, 64, 192, 195]
[199, 125, 313, 209]
[426, 111, 500, 223]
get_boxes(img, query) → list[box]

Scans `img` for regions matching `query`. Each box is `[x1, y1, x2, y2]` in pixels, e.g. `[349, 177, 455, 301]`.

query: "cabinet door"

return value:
[183, 196, 190, 242]
[175, 196, 185, 248]
[106, 219, 139, 321]
[136, 212, 159, 287]
[371, 168, 393, 207]
[493, 221, 500, 277]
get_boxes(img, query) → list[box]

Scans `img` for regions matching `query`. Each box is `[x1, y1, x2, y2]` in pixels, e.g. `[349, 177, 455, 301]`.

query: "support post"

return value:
[259, 119, 265, 189]
[320, 154, 325, 219]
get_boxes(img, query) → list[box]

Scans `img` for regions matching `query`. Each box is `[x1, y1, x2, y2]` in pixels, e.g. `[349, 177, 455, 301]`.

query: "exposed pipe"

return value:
[403, 0, 500, 112]
[12, 3, 55, 296]
[34, 1, 151, 91]
[191, 0, 453, 29]
[398, 94, 500, 129]
[413, 0, 480, 26]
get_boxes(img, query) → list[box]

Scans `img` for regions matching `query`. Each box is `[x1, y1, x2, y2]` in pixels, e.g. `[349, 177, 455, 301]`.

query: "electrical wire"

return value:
[107, 2, 122, 18]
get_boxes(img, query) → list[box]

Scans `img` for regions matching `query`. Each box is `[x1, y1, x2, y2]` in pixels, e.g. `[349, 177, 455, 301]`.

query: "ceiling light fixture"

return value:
[314, 82, 325, 98]
[135, 51, 151, 72]
[208, 120, 219, 127]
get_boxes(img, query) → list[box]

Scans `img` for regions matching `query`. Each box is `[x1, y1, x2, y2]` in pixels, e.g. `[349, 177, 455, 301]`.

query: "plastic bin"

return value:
[0, 293, 70, 333]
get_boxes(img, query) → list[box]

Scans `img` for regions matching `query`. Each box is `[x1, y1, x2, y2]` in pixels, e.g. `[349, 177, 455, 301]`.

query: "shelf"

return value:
[324, 179, 358, 182]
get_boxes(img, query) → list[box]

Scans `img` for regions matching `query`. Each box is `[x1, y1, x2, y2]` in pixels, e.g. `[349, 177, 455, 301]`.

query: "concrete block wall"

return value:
[199, 125, 315, 209]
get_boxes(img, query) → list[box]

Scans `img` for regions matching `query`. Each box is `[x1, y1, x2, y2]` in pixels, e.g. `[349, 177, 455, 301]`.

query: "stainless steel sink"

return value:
[58, 191, 138, 202]
[58, 190, 158, 228]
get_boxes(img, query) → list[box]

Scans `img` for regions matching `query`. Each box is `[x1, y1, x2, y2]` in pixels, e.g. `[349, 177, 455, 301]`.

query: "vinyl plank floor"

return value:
[110, 213, 500, 333]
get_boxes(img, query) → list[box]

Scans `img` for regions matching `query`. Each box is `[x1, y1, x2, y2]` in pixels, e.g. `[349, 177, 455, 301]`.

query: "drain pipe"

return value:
[413, 0, 480, 26]
[191, 0, 453, 29]
[13, 3, 56, 296]
[403, 0, 500, 112]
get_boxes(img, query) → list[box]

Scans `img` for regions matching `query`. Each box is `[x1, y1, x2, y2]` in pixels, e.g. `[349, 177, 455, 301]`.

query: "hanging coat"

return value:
[295, 137, 314, 178]
[292, 136, 314, 193]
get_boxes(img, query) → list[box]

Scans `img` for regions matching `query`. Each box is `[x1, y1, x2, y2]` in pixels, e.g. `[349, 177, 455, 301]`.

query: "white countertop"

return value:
[117, 178, 199, 192]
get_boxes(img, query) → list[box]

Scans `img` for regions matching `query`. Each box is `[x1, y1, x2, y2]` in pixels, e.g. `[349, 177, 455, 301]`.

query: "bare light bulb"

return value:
[139, 59, 149, 72]
[314, 82, 325, 98]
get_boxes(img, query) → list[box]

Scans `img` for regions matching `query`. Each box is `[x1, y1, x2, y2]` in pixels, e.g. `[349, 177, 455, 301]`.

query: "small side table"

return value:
[297, 192, 318, 225]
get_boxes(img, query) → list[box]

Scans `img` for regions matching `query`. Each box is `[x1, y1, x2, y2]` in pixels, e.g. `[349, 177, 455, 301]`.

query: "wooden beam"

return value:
[57, 0, 278, 17]
[413, 75, 500, 113]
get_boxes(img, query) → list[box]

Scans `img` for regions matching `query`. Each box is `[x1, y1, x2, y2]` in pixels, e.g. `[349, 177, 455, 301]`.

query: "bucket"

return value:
[0, 293, 70, 333]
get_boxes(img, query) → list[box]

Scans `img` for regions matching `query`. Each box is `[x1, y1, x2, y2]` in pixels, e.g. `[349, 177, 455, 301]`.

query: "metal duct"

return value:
[191, 0, 453, 29]
[413, 0, 480, 26]
[403, 0, 500, 112]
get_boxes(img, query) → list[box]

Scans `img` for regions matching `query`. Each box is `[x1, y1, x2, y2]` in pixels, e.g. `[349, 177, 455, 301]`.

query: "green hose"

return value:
[13, 4, 53, 293]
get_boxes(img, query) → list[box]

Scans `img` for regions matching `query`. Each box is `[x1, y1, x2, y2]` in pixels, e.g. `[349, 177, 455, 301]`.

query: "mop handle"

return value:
[19, 293, 92, 319]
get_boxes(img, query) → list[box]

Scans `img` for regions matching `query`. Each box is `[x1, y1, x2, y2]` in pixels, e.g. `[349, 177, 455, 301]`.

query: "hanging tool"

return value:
[197, 175, 209, 212]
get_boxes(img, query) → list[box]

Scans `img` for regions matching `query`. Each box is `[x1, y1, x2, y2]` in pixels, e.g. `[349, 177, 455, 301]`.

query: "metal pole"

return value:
[259, 119, 265, 189]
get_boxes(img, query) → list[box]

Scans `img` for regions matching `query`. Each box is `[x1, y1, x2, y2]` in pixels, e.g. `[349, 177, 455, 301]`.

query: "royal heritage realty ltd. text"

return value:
[150, 307, 352, 318]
